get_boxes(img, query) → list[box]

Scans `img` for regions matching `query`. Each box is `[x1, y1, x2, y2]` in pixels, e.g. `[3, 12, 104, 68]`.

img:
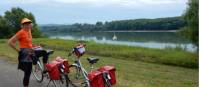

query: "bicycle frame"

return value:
[72, 58, 112, 87]
[72, 58, 90, 87]
[37, 59, 44, 70]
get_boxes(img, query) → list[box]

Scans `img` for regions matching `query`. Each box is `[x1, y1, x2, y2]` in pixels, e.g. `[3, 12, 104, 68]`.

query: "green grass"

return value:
[32, 38, 198, 68]
[0, 38, 198, 87]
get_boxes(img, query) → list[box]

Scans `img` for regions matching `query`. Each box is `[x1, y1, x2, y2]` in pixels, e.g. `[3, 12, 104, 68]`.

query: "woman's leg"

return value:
[23, 71, 31, 87]
[22, 62, 32, 87]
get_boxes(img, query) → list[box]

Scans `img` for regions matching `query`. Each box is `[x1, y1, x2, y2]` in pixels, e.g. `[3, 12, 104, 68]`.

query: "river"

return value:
[44, 31, 197, 52]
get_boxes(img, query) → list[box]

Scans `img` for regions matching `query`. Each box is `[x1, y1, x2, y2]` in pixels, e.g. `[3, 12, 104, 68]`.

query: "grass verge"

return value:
[0, 38, 198, 87]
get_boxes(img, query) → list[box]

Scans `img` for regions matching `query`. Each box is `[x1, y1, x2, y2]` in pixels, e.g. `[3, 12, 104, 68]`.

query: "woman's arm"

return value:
[8, 35, 19, 52]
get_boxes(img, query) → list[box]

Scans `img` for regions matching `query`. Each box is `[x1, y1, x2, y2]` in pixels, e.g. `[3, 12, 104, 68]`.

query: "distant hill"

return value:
[39, 16, 186, 33]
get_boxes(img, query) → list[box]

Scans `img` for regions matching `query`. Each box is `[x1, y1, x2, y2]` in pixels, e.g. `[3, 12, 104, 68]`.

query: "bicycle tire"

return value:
[104, 80, 112, 87]
[32, 61, 44, 83]
[52, 73, 69, 87]
[67, 64, 87, 87]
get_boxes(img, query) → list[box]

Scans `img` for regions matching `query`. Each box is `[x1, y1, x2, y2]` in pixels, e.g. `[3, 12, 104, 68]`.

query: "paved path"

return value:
[0, 58, 70, 87]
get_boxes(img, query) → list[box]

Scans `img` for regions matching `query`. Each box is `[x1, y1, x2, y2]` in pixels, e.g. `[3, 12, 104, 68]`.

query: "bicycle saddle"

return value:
[87, 57, 99, 64]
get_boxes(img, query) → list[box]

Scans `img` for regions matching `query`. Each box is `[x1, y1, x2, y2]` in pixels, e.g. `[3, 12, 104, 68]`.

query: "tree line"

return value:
[40, 16, 186, 33]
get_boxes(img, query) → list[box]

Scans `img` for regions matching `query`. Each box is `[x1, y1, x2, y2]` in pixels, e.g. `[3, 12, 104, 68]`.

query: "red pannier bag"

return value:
[88, 70, 104, 87]
[98, 66, 116, 85]
[55, 57, 70, 73]
[45, 60, 60, 80]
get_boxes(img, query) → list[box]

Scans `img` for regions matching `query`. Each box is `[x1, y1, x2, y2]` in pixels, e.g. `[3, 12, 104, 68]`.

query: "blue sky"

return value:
[0, 0, 188, 24]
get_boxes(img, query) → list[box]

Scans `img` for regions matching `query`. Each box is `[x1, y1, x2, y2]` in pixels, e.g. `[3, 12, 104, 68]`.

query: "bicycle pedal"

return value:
[43, 73, 48, 77]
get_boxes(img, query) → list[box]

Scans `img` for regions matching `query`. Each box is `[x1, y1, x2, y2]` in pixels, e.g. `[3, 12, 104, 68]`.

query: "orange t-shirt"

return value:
[15, 29, 32, 48]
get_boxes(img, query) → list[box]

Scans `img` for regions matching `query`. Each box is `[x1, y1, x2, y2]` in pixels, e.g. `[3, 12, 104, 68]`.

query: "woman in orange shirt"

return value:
[8, 18, 33, 87]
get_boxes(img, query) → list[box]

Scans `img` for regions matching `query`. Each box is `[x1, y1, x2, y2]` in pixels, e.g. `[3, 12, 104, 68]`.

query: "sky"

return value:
[0, 0, 188, 24]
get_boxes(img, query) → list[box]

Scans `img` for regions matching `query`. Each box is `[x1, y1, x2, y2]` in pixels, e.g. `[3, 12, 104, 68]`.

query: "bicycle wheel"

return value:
[103, 72, 112, 87]
[67, 64, 87, 87]
[104, 80, 112, 87]
[32, 61, 44, 83]
[52, 73, 69, 87]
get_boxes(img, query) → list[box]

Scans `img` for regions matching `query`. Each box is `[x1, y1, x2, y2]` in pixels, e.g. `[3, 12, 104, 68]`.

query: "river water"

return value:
[46, 31, 197, 52]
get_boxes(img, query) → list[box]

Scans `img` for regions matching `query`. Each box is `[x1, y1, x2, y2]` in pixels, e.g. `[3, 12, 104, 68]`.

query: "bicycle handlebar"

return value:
[67, 43, 86, 58]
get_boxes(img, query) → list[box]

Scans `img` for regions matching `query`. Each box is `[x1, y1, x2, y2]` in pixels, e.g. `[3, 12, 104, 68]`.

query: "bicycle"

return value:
[67, 44, 113, 87]
[32, 49, 54, 82]
[32, 49, 70, 87]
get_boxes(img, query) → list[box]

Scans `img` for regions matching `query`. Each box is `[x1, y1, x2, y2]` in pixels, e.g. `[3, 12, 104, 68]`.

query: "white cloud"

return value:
[1, 0, 187, 7]
[139, 0, 186, 4]
[0, 0, 187, 24]
[55, 0, 186, 5]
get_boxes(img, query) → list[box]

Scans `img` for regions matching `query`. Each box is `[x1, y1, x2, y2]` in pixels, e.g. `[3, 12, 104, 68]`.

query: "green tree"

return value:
[3, 7, 42, 38]
[0, 16, 12, 38]
[181, 0, 199, 47]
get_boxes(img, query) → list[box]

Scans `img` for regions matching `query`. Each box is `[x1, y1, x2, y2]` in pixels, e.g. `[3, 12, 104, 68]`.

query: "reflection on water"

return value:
[52, 35, 194, 49]
[48, 31, 197, 52]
